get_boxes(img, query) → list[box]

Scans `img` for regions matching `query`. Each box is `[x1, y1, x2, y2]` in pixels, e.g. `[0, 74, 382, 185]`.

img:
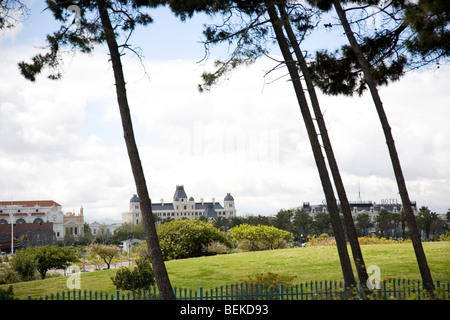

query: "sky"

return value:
[1, 2, 449, 223]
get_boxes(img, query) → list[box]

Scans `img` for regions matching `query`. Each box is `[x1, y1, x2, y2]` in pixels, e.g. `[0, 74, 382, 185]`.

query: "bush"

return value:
[231, 224, 292, 252]
[0, 285, 14, 299]
[305, 233, 336, 247]
[357, 237, 407, 245]
[0, 264, 21, 284]
[157, 219, 232, 260]
[439, 231, 450, 241]
[237, 272, 297, 300]
[10, 249, 37, 281]
[202, 241, 231, 255]
[111, 258, 155, 291]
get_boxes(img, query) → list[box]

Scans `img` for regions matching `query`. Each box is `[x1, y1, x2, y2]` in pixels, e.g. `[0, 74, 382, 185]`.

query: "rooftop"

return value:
[0, 200, 61, 208]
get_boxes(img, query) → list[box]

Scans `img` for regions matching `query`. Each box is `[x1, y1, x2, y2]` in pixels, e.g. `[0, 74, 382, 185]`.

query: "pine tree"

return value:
[18, 0, 175, 299]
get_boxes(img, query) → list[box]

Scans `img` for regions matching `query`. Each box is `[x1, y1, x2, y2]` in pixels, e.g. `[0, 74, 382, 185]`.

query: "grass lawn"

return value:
[2, 241, 449, 300]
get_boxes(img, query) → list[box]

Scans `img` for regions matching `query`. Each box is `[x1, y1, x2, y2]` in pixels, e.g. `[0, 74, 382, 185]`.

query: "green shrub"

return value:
[157, 219, 232, 260]
[305, 233, 336, 247]
[439, 231, 450, 241]
[0, 264, 21, 284]
[357, 237, 409, 245]
[231, 224, 292, 252]
[9, 249, 37, 281]
[202, 241, 231, 255]
[237, 272, 297, 300]
[111, 258, 155, 291]
[0, 285, 14, 299]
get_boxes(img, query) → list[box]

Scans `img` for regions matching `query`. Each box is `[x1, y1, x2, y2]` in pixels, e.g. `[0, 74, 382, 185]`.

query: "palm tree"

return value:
[313, 211, 331, 235]
[331, 0, 436, 299]
[212, 216, 230, 232]
[355, 213, 373, 237]
[417, 206, 440, 240]
[292, 209, 313, 237]
[273, 209, 294, 232]
[376, 209, 391, 238]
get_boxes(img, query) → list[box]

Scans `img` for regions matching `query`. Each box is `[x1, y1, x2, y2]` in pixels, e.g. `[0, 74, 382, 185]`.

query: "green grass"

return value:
[2, 242, 449, 300]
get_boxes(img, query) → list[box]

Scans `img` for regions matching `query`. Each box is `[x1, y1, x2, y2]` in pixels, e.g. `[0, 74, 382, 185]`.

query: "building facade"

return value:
[299, 199, 418, 223]
[0, 200, 65, 240]
[0, 200, 85, 242]
[122, 185, 237, 225]
[89, 221, 121, 237]
[63, 206, 85, 239]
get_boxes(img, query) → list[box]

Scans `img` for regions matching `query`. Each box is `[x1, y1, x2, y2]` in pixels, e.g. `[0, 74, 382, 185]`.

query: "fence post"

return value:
[199, 287, 203, 301]
[279, 284, 284, 300]
[116, 290, 120, 301]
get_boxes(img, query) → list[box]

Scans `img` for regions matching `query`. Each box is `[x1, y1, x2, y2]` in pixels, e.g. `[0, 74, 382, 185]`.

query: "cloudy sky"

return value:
[1, 2, 449, 222]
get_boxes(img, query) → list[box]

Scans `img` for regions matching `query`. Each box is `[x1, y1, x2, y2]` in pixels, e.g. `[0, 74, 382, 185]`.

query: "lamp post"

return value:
[128, 235, 132, 266]
[10, 212, 14, 255]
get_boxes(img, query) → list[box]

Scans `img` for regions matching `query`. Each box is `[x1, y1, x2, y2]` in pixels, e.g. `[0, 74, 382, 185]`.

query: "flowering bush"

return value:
[357, 237, 408, 245]
[231, 224, 293, 252]
[305, 234, 336, 247]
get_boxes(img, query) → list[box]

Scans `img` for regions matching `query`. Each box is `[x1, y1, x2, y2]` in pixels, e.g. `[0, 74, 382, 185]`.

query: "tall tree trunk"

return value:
[332, 0, 435, 299]
[276, 3, 370, 297]
[96, 0, 175, 300]
[265, 2, 357, 298]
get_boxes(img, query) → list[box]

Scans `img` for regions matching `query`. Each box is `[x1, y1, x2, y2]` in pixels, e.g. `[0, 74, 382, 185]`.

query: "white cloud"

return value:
[1, 41, 449, 223]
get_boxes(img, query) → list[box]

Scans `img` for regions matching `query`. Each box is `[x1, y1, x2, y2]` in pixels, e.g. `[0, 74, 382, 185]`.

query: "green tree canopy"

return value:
[230, 223, 292, 251]
[27, 246, 78, 279]
[157, 219, 231, 260]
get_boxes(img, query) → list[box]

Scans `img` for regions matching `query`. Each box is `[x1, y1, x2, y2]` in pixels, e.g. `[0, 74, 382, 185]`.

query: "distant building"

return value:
[0, 200, 65, 240]
[0, 222, 54, 253]
[63, 206, 85, 239]
[0, 200, 86, 243]
[122, 185, 237, 225]
[89, 221, 121, 237]
[299, 199, 418, 223]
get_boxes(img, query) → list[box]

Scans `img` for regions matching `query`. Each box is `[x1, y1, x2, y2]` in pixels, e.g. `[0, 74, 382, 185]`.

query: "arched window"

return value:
[33, 218, 44, 224]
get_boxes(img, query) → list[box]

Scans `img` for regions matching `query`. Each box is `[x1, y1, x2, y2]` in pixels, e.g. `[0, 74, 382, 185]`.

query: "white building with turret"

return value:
[122, 185, 237, 225]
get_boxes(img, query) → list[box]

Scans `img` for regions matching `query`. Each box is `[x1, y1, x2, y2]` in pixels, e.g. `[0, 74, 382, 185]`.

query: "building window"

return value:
[184, 206, 187, 210]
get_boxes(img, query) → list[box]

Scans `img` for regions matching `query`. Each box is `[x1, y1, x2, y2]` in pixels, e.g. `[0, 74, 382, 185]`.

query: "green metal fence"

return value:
[19, 279, 448, 301]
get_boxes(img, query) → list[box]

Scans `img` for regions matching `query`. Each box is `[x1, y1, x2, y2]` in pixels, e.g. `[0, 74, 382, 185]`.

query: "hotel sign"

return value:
[380, 198, 398, 205]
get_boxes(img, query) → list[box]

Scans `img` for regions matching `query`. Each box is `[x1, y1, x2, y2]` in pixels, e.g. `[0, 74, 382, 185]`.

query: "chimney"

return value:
[161, 198, 164, 206]
[212, 197, 215, 205]
[200, 198, 204, 205]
